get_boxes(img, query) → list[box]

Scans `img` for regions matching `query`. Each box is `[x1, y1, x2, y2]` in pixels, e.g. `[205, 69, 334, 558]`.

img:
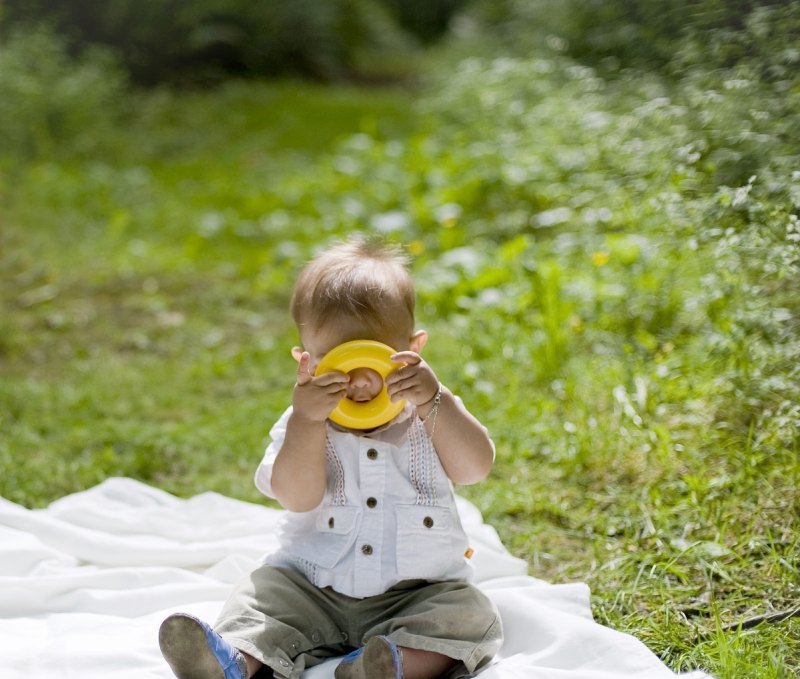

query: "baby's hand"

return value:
[292, 352, 349, 423]
[386, 351, 439, 406]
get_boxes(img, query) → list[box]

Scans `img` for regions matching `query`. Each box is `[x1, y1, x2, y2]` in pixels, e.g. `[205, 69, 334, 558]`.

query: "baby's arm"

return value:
[269, 352, 348, 512]
[386, 352, 494, 485]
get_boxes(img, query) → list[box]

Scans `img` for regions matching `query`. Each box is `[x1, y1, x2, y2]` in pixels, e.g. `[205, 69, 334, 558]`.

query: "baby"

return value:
[159, 236, 502, 679]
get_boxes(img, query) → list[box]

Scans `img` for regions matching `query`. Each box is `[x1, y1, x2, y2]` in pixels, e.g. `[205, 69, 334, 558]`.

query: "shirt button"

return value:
[311, 631, 321, 643]
[423, 516, 434, 528]
[279, 659, 291, 668]
[328, 517, 335, 528]
[367, 448, 378, 460]
[366, 497, 377, 508]
[361, 544, 374, 556]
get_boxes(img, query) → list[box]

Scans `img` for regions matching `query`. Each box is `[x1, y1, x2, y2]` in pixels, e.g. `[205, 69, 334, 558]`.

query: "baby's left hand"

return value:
[386, 351, 439, 406]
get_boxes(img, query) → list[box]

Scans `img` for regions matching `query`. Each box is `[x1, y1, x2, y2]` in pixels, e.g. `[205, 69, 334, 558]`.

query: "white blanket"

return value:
[0, 478, 712, 679]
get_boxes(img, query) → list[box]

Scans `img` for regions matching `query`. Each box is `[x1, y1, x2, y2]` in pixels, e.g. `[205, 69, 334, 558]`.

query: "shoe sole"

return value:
[159, 613, 226, 679]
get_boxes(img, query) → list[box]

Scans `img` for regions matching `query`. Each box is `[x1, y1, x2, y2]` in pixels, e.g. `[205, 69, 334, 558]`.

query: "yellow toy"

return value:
[316, 340, 405, 430]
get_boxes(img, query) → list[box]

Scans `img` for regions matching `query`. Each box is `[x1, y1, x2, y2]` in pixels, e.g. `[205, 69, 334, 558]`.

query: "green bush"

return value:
[379, 0, 471, 42]
[0, 26, 129, 159]
[1, 0, 411, 84]
[673, 2, 800, 80]
[698, 174, 800, 448]
[463, 0, 800, 75]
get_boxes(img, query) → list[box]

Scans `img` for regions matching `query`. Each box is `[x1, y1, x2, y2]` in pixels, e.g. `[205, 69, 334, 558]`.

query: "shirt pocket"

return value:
[291, 504, 361, 569]
[395, 504, 456, 579]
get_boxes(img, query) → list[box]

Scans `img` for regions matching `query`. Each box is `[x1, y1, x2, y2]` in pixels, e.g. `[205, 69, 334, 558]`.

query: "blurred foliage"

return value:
[1, 2, 799, 675]
[7, 0, 797, 85]
[379, 0, 471, 42]
[464, 0, 800, 77]
[0, 0, 411, 84]
[0, 26, 129, 159]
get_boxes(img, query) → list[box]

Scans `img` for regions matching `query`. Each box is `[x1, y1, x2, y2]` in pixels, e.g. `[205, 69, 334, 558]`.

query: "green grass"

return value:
[2, 40, 799, 679]
[1, 79, 418, 502]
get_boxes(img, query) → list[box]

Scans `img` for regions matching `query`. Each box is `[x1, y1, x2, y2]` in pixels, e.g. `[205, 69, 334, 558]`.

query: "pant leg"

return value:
[214, 566, 350, 679]
[357, 580, 503, 678]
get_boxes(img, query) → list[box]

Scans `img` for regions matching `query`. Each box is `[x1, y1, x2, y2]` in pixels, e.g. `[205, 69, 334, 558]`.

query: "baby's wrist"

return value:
[418, 382, 443, 437]
[288, 408, 328, 427]
[416, 382, 443, 418]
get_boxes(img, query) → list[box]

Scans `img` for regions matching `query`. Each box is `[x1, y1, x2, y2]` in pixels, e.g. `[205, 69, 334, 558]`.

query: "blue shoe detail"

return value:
[335, 635, 403, 679]
[159, 612, 246, 679]
[200, 617, 245, 679]
[380, 637, 403, 678]
[339, 646, 365, 663]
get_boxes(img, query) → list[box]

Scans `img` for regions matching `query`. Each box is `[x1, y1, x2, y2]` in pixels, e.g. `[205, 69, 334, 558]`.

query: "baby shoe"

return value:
[159, 612, 248, 679]
[334, 635, 403, 679]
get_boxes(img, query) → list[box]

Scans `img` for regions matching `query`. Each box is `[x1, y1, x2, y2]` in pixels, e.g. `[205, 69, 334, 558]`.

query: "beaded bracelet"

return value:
[421, 382, 443, 438]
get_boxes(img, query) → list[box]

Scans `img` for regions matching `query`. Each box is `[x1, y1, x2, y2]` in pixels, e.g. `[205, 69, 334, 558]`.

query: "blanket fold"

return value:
[0, 478, 711, 679]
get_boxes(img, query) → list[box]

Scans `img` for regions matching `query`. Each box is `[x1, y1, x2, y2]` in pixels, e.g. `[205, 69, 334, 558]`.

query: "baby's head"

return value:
[290, 237, 426, 401]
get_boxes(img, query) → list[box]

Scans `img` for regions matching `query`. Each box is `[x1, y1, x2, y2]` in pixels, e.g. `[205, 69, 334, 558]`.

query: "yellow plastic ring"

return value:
[316, 340, 405, 430]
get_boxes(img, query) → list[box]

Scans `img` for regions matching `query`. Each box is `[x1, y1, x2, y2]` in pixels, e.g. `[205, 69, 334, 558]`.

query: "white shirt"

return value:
[255, 404, 476, 598]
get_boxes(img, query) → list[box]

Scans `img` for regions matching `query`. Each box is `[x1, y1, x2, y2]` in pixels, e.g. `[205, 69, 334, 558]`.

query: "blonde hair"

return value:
[290, 237, 415, 338]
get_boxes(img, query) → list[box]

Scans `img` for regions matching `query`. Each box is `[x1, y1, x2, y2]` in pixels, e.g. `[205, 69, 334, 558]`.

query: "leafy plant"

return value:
[0, 26, 128, 159]
[1, 0, 412, 84]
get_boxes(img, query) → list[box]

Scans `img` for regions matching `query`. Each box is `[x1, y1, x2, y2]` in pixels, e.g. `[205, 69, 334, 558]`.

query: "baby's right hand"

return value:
[292, 352, 349, 423]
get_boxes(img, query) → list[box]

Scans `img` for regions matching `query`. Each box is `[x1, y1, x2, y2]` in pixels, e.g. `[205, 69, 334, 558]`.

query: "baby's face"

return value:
[298, 321, 409, 403]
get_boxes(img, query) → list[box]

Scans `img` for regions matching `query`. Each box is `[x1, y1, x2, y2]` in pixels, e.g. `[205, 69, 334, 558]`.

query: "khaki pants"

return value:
[214, 566, 503, 679]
